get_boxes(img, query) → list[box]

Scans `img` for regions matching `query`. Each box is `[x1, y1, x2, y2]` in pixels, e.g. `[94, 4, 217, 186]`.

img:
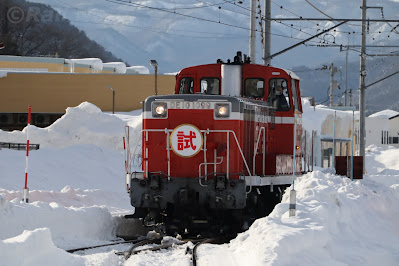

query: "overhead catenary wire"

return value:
[56, 0, 396, 58]
[55, 0, 333, 43]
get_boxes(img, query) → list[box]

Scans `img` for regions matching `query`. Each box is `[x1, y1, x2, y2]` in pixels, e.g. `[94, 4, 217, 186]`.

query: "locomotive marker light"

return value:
[170, 124, 203, 158]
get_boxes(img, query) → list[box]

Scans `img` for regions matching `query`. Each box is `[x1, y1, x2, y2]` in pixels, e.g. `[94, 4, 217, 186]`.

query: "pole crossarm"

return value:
[265, 20, 347, 60]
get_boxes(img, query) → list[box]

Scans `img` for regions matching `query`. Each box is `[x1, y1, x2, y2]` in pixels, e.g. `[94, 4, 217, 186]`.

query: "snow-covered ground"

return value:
[1, 101, 399, 265]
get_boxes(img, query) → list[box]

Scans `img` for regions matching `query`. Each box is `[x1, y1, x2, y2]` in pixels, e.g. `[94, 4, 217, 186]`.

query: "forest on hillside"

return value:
[0, 0, 124, 63]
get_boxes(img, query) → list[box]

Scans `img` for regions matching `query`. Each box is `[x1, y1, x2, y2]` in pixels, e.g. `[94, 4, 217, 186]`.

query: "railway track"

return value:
[66, 238, 146, 253]
[66, 235, 228, 265]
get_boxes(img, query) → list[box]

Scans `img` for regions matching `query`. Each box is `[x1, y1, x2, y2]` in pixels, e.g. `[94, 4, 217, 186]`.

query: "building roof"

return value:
[369, 109, 399, 119]
[389, 114, 399, 120]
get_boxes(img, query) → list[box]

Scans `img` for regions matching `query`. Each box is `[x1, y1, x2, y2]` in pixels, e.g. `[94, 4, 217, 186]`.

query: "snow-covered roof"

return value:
[103, 62, 127, 74]
[368, 109, 399, 119]
[64, 58, 103, 71]
[0, 68, 50, 78]
[126, 66, 150, 75]
[0, 71, 7, 79]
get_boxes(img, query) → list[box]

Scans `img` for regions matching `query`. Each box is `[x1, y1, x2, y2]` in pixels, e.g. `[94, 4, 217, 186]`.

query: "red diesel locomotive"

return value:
[127, 52, 302, 234]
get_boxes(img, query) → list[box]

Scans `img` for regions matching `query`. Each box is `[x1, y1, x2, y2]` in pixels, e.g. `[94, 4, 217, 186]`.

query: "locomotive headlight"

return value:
[156, 106, 165, 115]
[151, 102, 167, 118]
[218, 106, 228, 116]
[215, 103, 230, 118]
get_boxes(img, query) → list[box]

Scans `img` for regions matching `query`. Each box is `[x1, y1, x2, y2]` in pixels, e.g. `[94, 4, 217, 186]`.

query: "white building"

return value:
[389, 115, 399, 147]
[365, 117, 389, 147]
[366, 110, 399, 147]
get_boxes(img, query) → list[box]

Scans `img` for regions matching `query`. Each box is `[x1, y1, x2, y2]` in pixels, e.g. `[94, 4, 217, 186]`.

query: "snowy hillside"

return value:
[1, 100, 399, 265]
[27, 0, 399, 73]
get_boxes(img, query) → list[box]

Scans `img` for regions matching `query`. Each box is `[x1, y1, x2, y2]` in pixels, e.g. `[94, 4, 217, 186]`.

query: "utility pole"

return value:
[359, 0, 367, 169]
[329, 63, 337, 107]
[249, 0, 256, 64]
[263, 0, 271, 66]
[349, 89, 352, 106]
[345, 47, 349, 106]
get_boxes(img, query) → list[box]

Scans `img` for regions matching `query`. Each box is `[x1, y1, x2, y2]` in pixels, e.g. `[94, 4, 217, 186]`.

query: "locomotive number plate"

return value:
[170, 124, 203, 158]
[169, 101, 211, 109]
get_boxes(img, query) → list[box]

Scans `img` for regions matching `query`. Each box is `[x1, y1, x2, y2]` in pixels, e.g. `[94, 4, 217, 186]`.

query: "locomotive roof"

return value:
[178, 63, 300, 81]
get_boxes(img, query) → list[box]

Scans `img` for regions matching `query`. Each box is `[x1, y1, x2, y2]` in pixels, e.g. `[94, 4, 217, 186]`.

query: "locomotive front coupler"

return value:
[215, 175, 227, 191]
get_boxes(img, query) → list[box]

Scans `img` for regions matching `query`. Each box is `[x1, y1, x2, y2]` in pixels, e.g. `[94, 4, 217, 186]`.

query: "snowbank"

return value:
[0, 102, 127, 150]
[0, 100, 398, 265]
[0, 193, 115, 249]
[0, 228, 85, 266]
[225, 171, 399, 265]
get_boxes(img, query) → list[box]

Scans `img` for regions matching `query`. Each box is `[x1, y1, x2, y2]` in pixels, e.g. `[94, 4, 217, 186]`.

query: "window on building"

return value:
[200, 78, 220, 95]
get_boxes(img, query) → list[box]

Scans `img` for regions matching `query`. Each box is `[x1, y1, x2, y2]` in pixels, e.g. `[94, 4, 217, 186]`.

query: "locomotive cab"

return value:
[127, 52, 302, 235]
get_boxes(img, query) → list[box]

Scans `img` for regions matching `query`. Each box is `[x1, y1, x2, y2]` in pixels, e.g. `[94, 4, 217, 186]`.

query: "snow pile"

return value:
[366, 145, 399, 178]
[0, 194, 115, 249]
[0, 228, 85, 266]
[0, 102, 127, 150]
[226, 171, 399, 265]
[0, 100, 399, 265]
[302, 98, 357, 134]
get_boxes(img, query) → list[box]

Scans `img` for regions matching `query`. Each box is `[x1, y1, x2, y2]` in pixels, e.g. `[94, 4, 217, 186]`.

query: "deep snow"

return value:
[1, 100, 399, 265]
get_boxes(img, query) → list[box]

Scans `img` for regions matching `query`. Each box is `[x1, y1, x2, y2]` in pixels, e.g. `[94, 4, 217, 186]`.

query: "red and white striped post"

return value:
[123, 136, 132, 192]
[22, 106, 31, 203]
[123, 137, 127, 173]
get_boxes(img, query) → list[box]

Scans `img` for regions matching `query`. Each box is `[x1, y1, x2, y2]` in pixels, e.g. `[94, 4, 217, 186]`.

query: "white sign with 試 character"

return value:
[170, 124, 203, 157]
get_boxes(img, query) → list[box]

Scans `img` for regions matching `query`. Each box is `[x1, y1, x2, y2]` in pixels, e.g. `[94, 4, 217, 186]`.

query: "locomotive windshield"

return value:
[268, 78, 290, 111]
[244, 78, 264, 98]
[179, 77, 194, 94]
[200, 78, 220, 95]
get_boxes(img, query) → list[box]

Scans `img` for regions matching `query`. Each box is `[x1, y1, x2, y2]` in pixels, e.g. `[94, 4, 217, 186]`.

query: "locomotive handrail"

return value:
[204, 130, 252, 178]
[141, 128, 252, 184]
[253, 127, 266, 176]
[198, 156, 224, 187]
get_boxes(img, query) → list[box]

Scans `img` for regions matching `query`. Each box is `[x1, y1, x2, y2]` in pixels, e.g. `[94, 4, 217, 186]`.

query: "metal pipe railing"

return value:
[252, 127, 266, 176]
[134, 128, 252, 185]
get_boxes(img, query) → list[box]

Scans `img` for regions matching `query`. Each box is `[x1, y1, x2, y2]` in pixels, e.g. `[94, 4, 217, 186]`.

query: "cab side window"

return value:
[268, 78, 290, 111]
[200, 78, 220, 95]
[244, 78, 264, 98]
[179, 77, 194, 94]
